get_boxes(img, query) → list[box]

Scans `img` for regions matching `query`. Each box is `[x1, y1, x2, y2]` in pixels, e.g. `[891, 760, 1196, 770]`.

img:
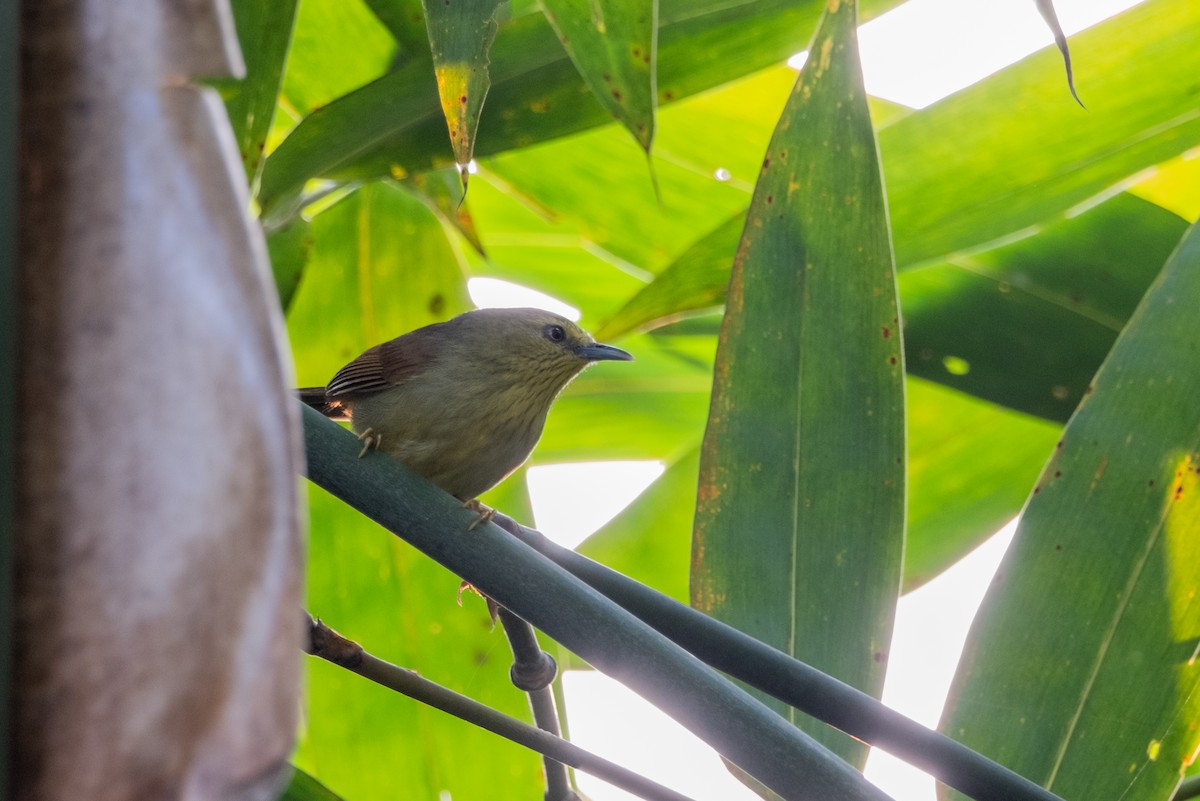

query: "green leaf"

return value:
[278, 766, 346, 801]
[280, 0, 398, 116]
[287, 182, 472, 386]
[214, 0, 300, 187]
[904, 378, 1059, 591]
[266, 216, 313, 311]
[601, 192, 1189, 421]
[397, 166, 487, 255]
[690, 0, 903, 769]
[595, 210, 740, 339]
[573, 373, 1062, 597]
[363, 0, 430, 56]
[534, 331, 714, 463]
[420, 0, 503, 173]
[884, 0, 1200, 269]
[900, 193, 1188, 421]
[940, 219, 1200, 801]
[259, 0, 906, 218]
[540, 0, 658, 151]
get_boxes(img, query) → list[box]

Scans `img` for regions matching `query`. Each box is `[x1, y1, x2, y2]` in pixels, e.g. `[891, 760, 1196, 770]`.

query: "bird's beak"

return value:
[576, 342, 634, 362]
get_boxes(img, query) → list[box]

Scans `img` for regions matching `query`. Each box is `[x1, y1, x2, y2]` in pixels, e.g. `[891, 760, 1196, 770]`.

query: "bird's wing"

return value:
[324, 324, 445, 400]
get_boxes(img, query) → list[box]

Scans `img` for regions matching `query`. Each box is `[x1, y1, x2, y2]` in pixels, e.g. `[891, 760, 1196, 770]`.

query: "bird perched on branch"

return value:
[300, 307, 633, 502]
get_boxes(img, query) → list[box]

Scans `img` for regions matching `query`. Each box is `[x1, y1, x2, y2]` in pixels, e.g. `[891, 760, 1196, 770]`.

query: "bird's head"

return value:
[453, 307, 633, 386]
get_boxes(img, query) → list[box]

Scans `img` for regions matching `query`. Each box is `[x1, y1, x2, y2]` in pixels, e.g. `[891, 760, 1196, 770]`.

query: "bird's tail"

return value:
[297, 387, 349, 421]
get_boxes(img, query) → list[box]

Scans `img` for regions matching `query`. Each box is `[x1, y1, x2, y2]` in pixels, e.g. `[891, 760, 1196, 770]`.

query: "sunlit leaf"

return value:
[940, 219, 1200, 801]
[420, 0, 503, 178]
[885, 0, 1200, 269]
[258, 0, 905, 218]
[280, 0, 397, 115]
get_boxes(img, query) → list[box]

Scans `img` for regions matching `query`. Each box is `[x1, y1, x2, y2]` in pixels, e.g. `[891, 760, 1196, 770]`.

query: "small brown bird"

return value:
[300, 307, 633, 501]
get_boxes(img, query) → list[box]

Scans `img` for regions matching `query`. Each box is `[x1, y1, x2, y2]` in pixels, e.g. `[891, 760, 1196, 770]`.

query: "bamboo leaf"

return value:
[690, 0, 904, 768]
[601, 193, 1189, 422]
[265, 216, 313, 311]
[540, 0, 658, 151]
[940, 219, 1200, 801]
[280, 0, 398, 116]
[214, 0, 300, 186]
[578, 446, 700, 602]
[885, 0, 1199, 269]
[420, 0, 503, 179]
[258, 0, 906, 219]
[278, 766, 347, 801]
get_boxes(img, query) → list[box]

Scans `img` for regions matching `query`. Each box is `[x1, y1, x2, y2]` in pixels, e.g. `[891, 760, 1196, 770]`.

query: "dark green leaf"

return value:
[690, 0, 903, 768]
[215, 0, 300, 186]
[364, 0, 430, 56]
[901, 193, 1188, 420]
[904, 378, 1059, 590]
[541, 0, 658, 151]
[602, 192, 1189, 421]
[266, 216, 313, 311]
[940, 219, 1200, 801]
[278, 766, 346, 801]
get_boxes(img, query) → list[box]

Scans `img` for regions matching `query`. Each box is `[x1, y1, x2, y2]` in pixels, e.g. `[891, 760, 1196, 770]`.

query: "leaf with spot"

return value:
[939, 218, 1200, 801]
[420, 0, 503, 180]
[257, 0, 908, 219]
[690, 0, 904, 769]
[540, 0, 658, 152]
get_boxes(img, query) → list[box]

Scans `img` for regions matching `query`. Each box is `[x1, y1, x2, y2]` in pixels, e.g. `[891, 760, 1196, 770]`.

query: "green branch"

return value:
[500, 515, 1063, 801]
[301, 404, 891, 801]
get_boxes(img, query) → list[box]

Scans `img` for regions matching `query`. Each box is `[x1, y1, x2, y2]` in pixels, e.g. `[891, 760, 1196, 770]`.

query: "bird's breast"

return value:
[348, 379, 556, 500]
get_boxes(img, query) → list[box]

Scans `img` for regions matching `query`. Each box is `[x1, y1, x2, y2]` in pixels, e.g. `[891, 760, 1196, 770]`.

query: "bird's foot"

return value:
[464, 499, 497, 531]
[355, 427, 381, 459]
[457, 581, 500, 625]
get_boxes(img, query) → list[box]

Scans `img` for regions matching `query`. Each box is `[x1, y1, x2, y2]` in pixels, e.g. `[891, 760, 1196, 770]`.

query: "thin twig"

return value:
[302, 613, 694, 801]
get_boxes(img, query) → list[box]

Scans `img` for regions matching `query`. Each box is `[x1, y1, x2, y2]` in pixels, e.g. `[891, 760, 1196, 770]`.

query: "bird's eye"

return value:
[544, 324, 566, 343]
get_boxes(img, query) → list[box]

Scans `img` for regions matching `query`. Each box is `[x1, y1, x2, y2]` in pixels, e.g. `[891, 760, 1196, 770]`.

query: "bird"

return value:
[299, 307, 633, 503]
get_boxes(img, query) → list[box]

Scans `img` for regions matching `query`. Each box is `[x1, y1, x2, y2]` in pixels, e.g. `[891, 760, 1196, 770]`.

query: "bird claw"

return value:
[465, 499, 497, 531]
[355, 428, 381, 458]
